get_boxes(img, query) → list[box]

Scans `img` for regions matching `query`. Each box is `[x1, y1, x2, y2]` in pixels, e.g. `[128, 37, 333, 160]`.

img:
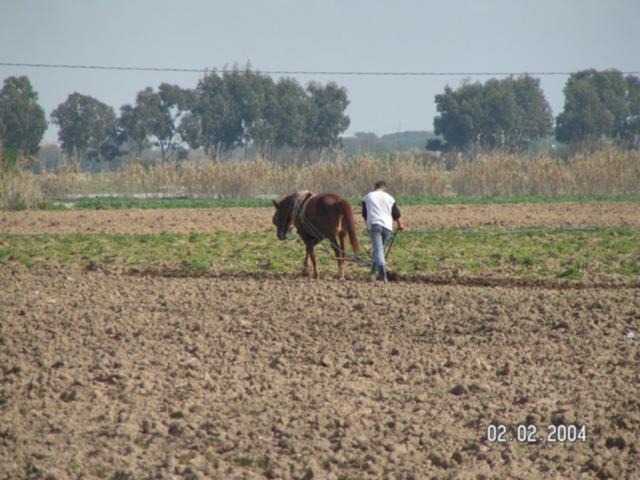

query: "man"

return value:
[362, 180, 405, 283]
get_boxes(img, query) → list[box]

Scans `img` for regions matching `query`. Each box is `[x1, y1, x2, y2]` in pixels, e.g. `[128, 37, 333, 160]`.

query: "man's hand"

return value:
[397, 220, 405, 231]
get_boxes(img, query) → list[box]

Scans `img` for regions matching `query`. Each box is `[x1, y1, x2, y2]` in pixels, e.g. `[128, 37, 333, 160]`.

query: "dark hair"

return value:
[374, 180, 386, 190]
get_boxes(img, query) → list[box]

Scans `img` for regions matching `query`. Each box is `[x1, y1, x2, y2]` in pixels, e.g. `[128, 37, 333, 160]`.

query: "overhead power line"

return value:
[1, 61, 639, 77]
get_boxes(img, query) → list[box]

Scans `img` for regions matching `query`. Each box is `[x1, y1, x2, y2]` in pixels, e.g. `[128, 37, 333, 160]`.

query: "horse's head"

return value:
[272, 195, 295, 240]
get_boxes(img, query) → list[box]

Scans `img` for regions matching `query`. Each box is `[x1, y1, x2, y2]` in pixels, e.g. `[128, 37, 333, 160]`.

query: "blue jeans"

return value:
[368, 224, 392, 268]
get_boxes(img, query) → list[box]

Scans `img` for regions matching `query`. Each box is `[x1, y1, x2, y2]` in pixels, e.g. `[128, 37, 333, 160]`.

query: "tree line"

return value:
[1, 68, 639, 165]
[0, 66, 350, 164]
[430, 70, 640, 153]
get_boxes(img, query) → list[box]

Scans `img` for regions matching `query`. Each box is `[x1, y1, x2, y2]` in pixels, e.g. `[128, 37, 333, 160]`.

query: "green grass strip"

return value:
[2, 227, 638, 281]
[395, 194, 640, 206]
[39, 194, 640, 211]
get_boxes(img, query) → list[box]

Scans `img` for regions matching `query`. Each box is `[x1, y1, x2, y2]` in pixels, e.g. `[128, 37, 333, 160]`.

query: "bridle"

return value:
[277, 192, 315, 239]
[276, 193, 304, 239]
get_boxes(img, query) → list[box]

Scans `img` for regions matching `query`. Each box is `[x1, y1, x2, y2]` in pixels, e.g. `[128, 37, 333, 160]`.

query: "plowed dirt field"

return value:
[2, 201, 639, 235]
[1, 203, 639, 479]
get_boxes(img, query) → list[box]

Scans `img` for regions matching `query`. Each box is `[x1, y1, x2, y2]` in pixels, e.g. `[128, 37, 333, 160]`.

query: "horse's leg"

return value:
[328, 234, 344, 280]
[301, 236, 313, 277]
[338, 231, 347, 280]
[302, 250, 310, 276]
[308, 247, 319, 279]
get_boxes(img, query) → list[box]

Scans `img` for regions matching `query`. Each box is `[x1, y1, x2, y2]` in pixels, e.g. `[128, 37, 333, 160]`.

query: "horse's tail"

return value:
[338, 198, 361, 256]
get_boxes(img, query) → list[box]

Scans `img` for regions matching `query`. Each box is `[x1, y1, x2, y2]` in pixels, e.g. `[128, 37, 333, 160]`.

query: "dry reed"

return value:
[451, 148, 640, 196]
[2, 149, 639, 207]
[110, 155, 447, 199]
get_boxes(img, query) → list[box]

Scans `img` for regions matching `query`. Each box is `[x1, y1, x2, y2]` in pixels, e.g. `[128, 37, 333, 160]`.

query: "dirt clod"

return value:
[168, 423, 183, 436]
[450, 384, 467, 396]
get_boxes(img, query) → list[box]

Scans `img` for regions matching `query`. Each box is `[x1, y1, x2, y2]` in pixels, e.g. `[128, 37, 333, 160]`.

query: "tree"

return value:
[189, 68, 350, 160]
[304, 82, 350, 151]
[556, 70, 621, 145]
[556, 69, 640, 147]
[623, 75, 640, 147]
[0, 76, 47, 156]
[433, 75, 552, 152]
[117, 104, 149, 157]
[190, 68, 272, 159]
[50, 93, 116, 162]
[193, 70, 235, 159]
[221, 68, 263, 157]
[272, 78, 311, 150]
[479, 78, 519, 148]
[511, 76, 554, 146]
[242, 72, 278, 157]
[131, 84, 192, 163]
[177, 110, 203, 152]
[433, 82, 484, 151]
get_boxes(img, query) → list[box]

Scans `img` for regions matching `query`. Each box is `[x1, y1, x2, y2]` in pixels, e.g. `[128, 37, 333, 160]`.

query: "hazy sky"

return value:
[1, 0, 639, 143]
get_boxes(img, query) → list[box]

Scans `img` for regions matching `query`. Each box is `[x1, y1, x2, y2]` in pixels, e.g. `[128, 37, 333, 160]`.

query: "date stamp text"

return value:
[486, 423, 587, 444]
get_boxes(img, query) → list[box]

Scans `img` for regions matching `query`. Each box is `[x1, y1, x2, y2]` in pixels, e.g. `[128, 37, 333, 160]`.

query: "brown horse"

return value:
[272, 192, 360, 279]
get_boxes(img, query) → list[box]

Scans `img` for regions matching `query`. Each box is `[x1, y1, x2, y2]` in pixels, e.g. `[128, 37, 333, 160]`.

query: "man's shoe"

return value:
[378, 265, 388, 283]
[368, 264, 377, 282]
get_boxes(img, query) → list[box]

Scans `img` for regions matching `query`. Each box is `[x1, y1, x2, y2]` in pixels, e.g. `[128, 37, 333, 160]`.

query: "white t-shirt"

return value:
[362, 190, 395, 231]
